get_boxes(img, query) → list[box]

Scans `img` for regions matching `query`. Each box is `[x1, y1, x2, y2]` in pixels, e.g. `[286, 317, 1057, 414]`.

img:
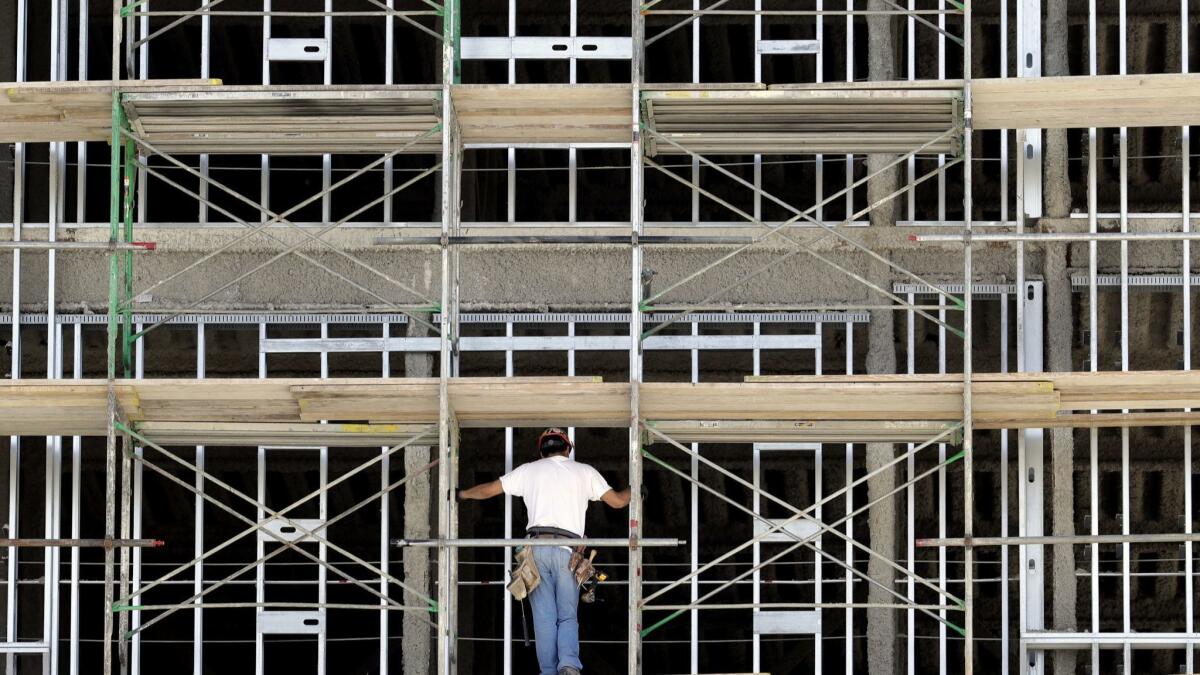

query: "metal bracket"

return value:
[752, 519, 820, 544]
[267, 39, 329, 62]
[755, 40, 820, 55]
[256, 518, 325, 544]
[753, 610, 821, 635]
[257, 610, 325, 635]
[461, 37, 632, 60]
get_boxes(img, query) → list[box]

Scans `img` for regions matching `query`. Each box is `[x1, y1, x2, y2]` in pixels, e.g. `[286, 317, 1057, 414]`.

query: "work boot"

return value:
[557, 668, 581, 675]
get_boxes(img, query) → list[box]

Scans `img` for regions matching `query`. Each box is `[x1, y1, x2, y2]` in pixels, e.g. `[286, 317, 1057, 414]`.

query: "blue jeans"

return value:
[529, 546, 582, 674]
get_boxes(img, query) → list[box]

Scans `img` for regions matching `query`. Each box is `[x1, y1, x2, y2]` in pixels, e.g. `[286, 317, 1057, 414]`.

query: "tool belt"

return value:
[526, 527, 594, 586]
[527, 526, 581, 539]
[507, 527, 596, 600]
[506, 546, 540, 601]
[568, 548, 596, 588]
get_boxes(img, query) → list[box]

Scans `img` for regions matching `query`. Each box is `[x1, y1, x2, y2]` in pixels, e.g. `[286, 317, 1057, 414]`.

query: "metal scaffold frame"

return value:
[630, 3, 976, 673]
[38, 0, 974, 672]
[2, 0, 1199, 673]
[90, 2, 980, 672]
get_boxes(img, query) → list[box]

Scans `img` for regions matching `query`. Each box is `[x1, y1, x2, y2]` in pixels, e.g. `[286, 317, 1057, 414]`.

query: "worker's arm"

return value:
[600, 488, 631, 509]
[458, 479, 504, 501]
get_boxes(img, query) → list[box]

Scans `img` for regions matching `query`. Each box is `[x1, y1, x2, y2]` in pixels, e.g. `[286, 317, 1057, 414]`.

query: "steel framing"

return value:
[2, 1, 1199, 673]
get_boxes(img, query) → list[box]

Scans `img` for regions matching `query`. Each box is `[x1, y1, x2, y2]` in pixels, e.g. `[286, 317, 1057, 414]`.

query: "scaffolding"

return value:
[2, 0, 1200, 674]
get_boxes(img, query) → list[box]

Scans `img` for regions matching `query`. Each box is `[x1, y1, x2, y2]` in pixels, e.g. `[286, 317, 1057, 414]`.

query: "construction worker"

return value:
[457, 428, 632, 675]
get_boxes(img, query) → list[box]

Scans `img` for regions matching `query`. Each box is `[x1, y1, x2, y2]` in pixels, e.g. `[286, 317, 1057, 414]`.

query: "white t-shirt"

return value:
[499, 455, 613, 537]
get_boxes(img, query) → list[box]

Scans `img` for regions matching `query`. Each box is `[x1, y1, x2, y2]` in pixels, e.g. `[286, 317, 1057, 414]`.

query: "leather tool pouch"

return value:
[506, 546, 541, 601]
[567, 546, 595, 587]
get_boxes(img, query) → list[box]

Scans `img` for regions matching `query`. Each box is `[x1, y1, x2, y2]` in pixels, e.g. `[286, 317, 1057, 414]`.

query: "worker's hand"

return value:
[455, 488, 464, 502]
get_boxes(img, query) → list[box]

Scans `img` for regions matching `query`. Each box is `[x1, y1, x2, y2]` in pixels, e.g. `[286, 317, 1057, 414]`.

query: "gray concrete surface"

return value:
[0, 226, 1087, 312]
[2, 1, 1199, 672]
[1042, 4, 1079, 674]
[403, 315, 434, 675]
[865, 3, 900, 669]
[1046, 244, 1078, 675]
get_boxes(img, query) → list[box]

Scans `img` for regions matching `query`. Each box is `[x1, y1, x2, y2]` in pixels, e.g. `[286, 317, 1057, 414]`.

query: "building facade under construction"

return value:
[2, 1, 1200, 674]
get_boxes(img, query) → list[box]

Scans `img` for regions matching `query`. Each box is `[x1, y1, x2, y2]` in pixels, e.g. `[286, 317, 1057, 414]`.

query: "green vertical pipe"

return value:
[452, 0, 461, 84]
[107, 92, 122, 382]
[121, 126, 136, 377]
[441, 0, 460, 85]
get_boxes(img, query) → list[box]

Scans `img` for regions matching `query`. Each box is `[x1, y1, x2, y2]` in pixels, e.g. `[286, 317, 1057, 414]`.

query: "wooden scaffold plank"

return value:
[2, 372, 1200, 440]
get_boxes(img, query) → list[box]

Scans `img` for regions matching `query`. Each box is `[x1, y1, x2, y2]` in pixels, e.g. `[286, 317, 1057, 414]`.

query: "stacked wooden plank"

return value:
[0, 383, 112, 436]
[292, 377, 629, 427]
[1049, 371, 1200, 411]
[6, 74, 1197, 149]
[452, 84, 632, 144]
[642, 380, 1058, 427]
[747, 372, 1200, 429]
[3, 372, 1200, 441]
[971, 73, 1200, 130]
[0, 79, 220, 143]
[135, 422, 436, 447]
[650, 420, 961, 444]
[642, 85, 961, 156]
[124, 86, 442, 154]
[116, 379, 302, 422]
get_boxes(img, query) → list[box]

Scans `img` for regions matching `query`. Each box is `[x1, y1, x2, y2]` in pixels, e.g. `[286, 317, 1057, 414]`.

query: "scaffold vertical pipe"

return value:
[1014, 122, 1030, 675]
[121, 131, 137, 377]
[118, 432, 132, 675]
[961, 1, 975, 672]
[628, 0, 645, 671]
[1182, 3, 1194, 672]
[103, 0, 124, 665]
[6, 0, 24, 662]
[115, 39, 138, 675]
[436, 0, 460, 671]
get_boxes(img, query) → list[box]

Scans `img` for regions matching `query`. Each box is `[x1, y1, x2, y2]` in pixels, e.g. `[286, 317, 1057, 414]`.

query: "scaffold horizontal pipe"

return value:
[912, 231, 1200, 243]
[0, 241, 155, 251]
[647, 304, 960, 312]
[644, 9, 959, 16]
[112, 602, 430, 613]
[1020, 632, 1200, 650]
[0, 642, 50, 654]
[393, 538, 684, 547]
[0, 538, 162, 548]
[917, 532, 1200, 547]
[649, 602, 959, 611]
[374, 235, 754, 245]
[125, 10, 439, 17]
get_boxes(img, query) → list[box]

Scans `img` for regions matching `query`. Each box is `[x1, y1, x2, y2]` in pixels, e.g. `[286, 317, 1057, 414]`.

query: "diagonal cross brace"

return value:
[878, 0, 964, 46]
[645, 127, 962, 309]
[118, 437, 442, 638]
[643, 423, 962, 607]
[128, 0, 446, 49]
[641, 427, 969, 639]
[124, 455, 442, 639]
[642, 154, 965, 339]
[123, 451, 434, 636]
[641, 129, 960, 307]
[119, 126, 442, 329]
[117, 125, 439, 307]
[643, 0, 963, 46]
[642, 139, 951, 308]
[362, 0, 447, 43]
[640, 447, 953, 629]
[114, 424, 436, 608]
[123, 428, 437, 611]
[643, 0, 732, 47]
[127, 158, 442, 340]
[641, 438, 958, 610]
[127, 0, 226, 49]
